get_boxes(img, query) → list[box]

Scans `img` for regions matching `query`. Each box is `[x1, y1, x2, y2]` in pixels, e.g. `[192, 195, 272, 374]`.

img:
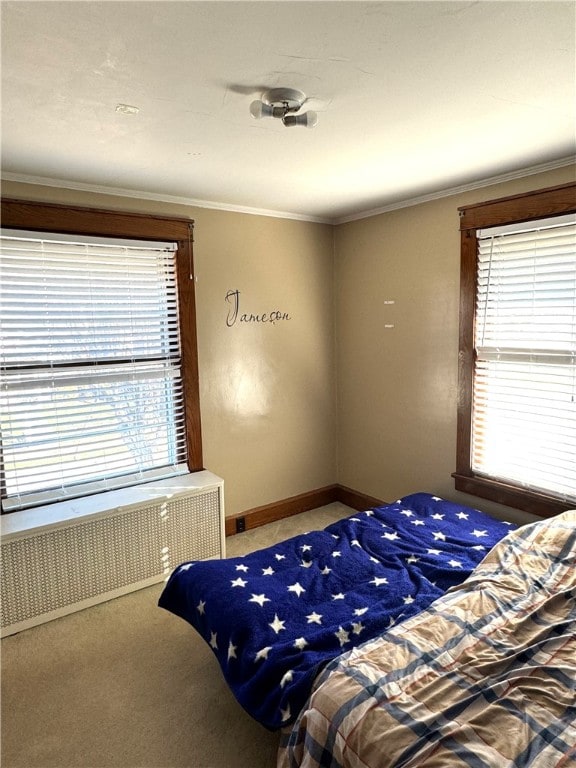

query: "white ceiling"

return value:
[1, 1, 575, 223]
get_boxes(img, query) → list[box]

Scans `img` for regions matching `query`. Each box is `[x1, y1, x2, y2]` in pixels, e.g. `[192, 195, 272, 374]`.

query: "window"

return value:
[0, 199, 202, 513]
[454, 182, 576, 517]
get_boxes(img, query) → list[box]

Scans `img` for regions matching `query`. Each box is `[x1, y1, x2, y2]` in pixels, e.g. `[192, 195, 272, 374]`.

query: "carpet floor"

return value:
[1, 502, 352, 768]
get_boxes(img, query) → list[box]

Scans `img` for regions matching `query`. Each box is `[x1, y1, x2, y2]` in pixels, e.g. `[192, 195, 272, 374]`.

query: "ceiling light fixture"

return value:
[249, 88, 317, 128]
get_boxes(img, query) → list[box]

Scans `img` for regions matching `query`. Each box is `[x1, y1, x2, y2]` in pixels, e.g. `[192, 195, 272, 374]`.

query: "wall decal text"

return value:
[225, 289, 291, 327]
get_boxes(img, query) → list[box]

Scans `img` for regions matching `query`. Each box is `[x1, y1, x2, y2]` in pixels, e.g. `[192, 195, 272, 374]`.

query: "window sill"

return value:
[1, 470, 222, 541]
[452, 472, 574, 518]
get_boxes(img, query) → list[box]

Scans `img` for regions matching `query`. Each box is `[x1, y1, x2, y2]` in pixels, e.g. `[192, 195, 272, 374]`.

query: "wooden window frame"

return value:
[0, 198, 203, 510]
[453, 181, 576, 517]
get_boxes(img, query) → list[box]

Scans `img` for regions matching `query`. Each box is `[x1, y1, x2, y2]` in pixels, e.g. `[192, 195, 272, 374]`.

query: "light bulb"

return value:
[249, 100, 274, 119]
[282, 110, 318, 128]
[249, 100, 263, 119]
[304, 110, 318, 128]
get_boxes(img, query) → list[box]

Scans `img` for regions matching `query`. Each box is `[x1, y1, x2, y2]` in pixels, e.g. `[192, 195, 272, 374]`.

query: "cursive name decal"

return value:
[225, 289, 291, 327]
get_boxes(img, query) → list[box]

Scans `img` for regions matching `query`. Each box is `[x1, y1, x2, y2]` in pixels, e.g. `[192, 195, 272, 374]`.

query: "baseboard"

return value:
[334, 484, 386, 512]
[225, 484, 386, 537]
[224, 486, 338, 536]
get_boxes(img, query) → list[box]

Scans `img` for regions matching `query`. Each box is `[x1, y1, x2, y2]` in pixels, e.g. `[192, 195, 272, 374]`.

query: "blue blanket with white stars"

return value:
[158, 493, 515, 730]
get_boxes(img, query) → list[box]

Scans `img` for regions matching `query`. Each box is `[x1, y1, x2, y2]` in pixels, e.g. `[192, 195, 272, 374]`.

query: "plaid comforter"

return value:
[277, 509, 576, 768]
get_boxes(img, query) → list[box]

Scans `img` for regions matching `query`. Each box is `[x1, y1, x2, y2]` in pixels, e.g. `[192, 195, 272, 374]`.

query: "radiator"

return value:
[1, 471, 225, 637]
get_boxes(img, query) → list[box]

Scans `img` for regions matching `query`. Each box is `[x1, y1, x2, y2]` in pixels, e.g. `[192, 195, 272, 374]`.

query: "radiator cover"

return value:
[1, 471, 224, 636]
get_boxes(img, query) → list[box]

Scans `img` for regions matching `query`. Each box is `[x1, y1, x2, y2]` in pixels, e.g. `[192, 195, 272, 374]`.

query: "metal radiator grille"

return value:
[1, 487, 222, 631]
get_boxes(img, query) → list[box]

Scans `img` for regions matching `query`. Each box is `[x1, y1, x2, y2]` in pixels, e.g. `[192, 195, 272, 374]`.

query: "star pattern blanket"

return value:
[158, 493, 515, 730]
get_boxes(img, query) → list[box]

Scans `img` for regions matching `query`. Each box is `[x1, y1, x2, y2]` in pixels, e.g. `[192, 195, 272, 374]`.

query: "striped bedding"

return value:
[277, 509, 576, 768]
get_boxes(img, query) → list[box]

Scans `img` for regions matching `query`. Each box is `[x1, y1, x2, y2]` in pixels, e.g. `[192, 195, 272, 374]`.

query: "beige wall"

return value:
[334, 165, 575, 524]
[1, 181, 337, 517]
[4, 165, 574, 525]
[195, 209, 336, 515]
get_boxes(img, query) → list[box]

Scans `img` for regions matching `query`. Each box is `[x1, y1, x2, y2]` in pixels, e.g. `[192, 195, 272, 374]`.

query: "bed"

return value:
[158, 492, 515, 730]
[277, 508, 576, 768]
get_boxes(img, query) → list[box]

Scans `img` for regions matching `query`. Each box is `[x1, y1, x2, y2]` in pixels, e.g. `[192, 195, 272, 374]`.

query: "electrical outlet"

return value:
[236, 516, 246, 533]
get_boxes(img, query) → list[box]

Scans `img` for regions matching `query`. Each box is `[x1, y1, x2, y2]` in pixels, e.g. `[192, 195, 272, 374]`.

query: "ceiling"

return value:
[1, 1, 575, 223]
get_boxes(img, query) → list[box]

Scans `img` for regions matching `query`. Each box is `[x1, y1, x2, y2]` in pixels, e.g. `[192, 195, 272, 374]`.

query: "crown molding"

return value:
[333, 156, 576, 224]
[2, 155, 574, 227]
[0, 172, 332, 225]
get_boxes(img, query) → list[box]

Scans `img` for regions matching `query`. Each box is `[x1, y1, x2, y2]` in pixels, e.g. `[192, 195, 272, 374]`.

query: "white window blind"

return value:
[473, 215, 576, 502]
[0, 230, 188, 511]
